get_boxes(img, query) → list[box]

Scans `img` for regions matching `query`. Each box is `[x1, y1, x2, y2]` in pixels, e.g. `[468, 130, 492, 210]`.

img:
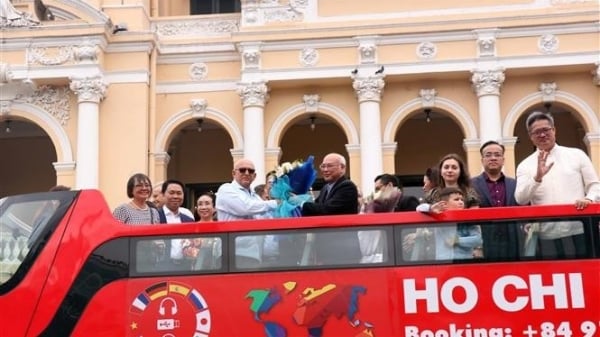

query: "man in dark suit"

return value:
[301, 153, 360, 264]
[471, 140, 520, 260]
[157, 179, 195, 270]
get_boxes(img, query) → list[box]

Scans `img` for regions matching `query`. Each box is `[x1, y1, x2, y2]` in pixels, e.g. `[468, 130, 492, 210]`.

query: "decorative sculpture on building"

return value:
[1, 0, 39, 27]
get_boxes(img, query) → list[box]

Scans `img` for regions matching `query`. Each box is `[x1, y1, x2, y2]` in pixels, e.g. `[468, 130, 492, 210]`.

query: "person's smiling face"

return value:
[528, 119, 556, 152]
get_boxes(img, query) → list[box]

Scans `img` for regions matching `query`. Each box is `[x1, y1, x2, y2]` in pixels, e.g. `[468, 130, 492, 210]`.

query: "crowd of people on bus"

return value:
[108, 111, 600, 270]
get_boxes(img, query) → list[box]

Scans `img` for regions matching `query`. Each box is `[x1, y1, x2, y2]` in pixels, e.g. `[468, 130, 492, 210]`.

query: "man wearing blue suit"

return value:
[471, 141, 520, 260]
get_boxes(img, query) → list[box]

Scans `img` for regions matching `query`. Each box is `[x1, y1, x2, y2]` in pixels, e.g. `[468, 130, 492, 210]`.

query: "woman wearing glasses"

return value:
[112, 173, 160, 225]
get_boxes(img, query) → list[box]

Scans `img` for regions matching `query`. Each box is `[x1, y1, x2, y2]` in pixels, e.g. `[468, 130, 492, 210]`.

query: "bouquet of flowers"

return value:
[269, 155, 317, 217]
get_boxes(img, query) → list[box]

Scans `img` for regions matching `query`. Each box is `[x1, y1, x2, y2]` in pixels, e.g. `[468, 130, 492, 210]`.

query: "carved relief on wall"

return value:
[299, 48, 318, 67]
[155, 19, 239, 37]
[417, 42, 437, 60]
[28, 46, 74, 66]
[14, 85, 72, 125]
[189, 63, 208, 81]
[538, 34, 559, 54]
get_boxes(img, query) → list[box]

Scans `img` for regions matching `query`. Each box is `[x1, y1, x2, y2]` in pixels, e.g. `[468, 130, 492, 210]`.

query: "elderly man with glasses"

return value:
[300, 153, 361, 265]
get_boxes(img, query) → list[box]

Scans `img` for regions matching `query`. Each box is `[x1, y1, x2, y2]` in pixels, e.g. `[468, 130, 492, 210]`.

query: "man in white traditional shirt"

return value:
[157, 179, 195, 270]
[216, 158, 279, 267]
[515, 111, 600, 257]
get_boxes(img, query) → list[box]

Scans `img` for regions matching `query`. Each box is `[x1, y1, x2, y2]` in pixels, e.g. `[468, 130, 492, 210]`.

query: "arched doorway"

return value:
[514, 104, 588, 165]
[394, 109, 466, 197]
[0, 118, 57, 196]
[166, 118, 233, 209]
[279, 114, 349, 192]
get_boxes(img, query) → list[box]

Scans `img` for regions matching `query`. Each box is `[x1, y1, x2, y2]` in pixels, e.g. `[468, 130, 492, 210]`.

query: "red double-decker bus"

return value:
[0, 189, 599, 337]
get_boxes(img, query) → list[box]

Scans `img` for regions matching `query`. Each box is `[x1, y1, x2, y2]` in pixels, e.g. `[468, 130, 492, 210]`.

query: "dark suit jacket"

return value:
[157, 209, 195, 224]
[301, 177, 360, 264]
[471, 173, 518, 207]
[472, 173, 520, 260]
[301, 177, 358, 216]
[395, 195, 420, 212]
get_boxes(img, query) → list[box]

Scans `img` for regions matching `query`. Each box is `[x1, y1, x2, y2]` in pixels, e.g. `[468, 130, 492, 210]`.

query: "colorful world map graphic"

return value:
[246, 282, 374, 337]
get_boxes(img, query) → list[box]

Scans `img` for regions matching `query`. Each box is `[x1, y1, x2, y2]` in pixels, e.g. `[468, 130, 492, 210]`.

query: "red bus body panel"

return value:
[0, 190, 598, 337]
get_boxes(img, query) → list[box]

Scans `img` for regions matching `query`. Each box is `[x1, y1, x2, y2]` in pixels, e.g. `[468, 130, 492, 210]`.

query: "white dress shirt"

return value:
[215, 180, 277, 263]
[161, 205, 193, 260]
[515, 144, 600, 239]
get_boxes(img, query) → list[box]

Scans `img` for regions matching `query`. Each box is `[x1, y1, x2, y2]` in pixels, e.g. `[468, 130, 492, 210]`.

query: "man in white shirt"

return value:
[515, 111, 600, 257]
[157, 179, 195, 270]
[216, 158, 279, 267]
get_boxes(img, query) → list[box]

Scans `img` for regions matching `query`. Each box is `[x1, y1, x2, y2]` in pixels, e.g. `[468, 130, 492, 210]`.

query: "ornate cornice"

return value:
[237, 82, 269, 108]
[471, 68, 505, 97]
[154, 17, 239, 37]
[69, 77, 107, 103]
[352, 75, 385, 103]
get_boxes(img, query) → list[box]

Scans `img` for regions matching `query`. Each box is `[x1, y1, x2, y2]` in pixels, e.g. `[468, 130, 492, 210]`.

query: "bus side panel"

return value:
[25, 192, 118, 337]
[0, 208, 74, 337]
[396, 260, 600, 333]
[71, 259, 599, 336]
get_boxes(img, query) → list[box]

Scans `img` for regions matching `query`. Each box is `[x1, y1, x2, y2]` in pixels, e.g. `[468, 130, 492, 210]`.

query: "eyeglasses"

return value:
[134, 183, 151, 188]
[319, 163, 339, 170]
[483, 152, 503, 158]
[529, 127, 554, 137]
[236, 167, 256, 174]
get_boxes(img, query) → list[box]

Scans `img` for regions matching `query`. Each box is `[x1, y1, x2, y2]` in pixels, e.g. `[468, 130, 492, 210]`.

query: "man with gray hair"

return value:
[515, 111, 600, 257]
[301, 153, 361, 265]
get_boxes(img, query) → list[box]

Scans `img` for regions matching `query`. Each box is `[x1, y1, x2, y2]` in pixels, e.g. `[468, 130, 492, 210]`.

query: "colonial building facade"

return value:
[1, 0, 599, 208]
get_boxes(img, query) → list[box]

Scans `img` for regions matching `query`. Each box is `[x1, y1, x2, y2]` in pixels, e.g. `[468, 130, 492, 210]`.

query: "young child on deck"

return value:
[417, 187, 483, 260]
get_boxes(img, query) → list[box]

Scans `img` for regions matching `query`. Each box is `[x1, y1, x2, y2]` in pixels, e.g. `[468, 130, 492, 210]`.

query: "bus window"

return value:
[134, 236, 222, 274]
[399, 217, 596, 264]
[233, 227, 391, 270]
[399, 223, 482, 263]
[0, 191, 76, 288]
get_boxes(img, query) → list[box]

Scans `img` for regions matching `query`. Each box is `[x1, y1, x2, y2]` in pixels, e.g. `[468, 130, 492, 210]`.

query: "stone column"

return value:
[381, 142, 397, 179]
[584, 133, 600, 172]
[463, 139, 482, 177]
[352, 74, 385, 193]
[345, 144, 361, 192]
[53, 162, 76, 189]
[502, 136, 518, 177]
[153, 152, 171, 186]
[471, 68, 505, 144]
[70, 76, 107, 189]
[237, 81, 268, 184]
[265, 147, 281, 177]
